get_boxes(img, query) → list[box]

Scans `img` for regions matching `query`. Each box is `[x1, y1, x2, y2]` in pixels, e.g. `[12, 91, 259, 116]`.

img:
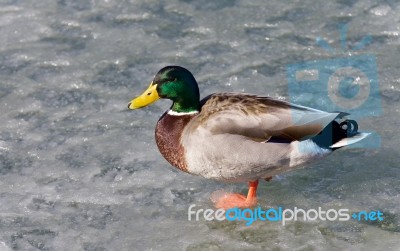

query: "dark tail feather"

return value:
[311, 119, 362, 150]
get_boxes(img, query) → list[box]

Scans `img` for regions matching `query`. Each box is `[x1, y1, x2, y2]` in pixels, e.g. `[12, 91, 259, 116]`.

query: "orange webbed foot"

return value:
[211, 192, 257, 209]
[211, 180, 259, 209]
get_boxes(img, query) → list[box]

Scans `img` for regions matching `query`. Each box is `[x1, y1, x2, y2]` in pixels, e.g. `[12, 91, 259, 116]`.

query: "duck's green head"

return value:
[128, 66, 200, 113]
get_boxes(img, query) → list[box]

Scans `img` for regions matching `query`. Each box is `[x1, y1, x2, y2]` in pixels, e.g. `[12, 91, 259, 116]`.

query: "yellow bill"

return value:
[128, 83, 160, 109]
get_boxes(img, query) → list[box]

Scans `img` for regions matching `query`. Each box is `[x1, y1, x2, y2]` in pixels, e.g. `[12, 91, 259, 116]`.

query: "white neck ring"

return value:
[167, 110, 199, 116]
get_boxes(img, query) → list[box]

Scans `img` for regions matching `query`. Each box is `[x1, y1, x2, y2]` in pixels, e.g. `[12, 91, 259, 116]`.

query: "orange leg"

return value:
[211, 180, 259, 209]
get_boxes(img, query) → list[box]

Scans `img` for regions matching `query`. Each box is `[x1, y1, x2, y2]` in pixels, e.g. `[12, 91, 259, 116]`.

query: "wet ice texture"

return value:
[0, 0, 399, 250]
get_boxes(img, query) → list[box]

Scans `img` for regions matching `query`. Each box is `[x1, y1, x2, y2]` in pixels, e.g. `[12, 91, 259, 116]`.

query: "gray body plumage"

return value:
[180, 93, 363, 182]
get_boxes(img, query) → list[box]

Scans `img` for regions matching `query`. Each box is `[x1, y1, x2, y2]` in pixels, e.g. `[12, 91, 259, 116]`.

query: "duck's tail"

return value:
[311, 119, 370, 150]
[329, 132, 370, 148]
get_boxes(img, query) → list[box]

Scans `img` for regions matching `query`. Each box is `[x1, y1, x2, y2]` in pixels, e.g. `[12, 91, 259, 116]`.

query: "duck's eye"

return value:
[147, 92, 151, 95]
[161, 78, 176, 83]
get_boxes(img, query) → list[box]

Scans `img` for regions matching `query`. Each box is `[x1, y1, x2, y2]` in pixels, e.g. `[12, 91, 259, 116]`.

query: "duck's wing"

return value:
[191, 93, 345, 142]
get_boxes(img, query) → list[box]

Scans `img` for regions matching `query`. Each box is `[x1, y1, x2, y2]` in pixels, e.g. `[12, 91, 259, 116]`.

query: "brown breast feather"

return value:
[155, 112, 196, 172]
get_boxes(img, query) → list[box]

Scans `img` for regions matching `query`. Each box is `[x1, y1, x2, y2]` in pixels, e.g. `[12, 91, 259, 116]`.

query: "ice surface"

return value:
[0, 0, 399, 250]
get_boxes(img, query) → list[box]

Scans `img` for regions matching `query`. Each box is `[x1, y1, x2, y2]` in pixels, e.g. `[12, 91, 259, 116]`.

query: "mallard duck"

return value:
[128, 66, 369, 209]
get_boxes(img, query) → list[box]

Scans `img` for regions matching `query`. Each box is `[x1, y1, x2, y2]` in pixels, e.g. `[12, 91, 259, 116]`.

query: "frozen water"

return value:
[0, 0, 399, 250]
